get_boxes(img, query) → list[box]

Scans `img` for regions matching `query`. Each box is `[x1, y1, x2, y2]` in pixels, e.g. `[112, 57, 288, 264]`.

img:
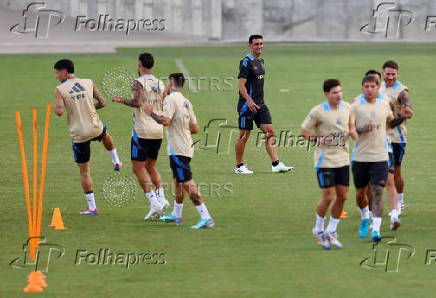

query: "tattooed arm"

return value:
[144, 104, 171, 126]
[112, 80, 142, 108]
[398, 89, 413, 119]
[93, 83, 107, 110]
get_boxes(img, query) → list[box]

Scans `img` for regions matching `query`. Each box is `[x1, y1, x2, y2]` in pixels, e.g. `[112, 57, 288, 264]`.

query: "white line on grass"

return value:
[175, 58, 199, 93]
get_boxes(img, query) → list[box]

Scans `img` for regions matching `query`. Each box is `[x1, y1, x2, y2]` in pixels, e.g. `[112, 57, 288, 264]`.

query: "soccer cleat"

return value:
[144, 202, 163, 220]
[113, 162, 123, 171]
[191, 218, 215, 229]
[359, 218, 370, 238]
[235, 164, 253, 174]
[370, 230, 382, 242]
[272, 161, 293, 173]
[399, 202, 405, 211]
[160, 213, 183, 225]
[80, 208, 98, 215]
[158, 198, 170, 213]
[312, 228, 331, 250]
[390, 217, 401, 230]
[325, 231, 343, 249]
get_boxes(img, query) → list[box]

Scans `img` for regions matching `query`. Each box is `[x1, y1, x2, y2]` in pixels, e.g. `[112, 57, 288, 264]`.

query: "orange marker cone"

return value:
[23, 271, 45, 292]
[54, 209, 66, 230]
[48, 208, 60, 227]
[339, 209, 348, 219]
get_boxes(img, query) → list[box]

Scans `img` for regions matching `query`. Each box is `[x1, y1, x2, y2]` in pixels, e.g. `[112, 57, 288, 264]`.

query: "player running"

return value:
[53, 59, 121, 215]
[235, 34, 293, 174]
[144, 73, 215, 229]
[380, 60, 413, 212]
[350, 76, 410, 242]
[112, 53, 169, 220]
[301, 79, 357, 250]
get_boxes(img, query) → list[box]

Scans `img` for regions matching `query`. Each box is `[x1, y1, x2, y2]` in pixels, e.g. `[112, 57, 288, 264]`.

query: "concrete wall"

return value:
[3, 0, 436, 41]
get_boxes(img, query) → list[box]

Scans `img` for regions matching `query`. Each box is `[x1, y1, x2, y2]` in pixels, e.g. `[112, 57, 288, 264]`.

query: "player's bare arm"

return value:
[300, 129, 332, 145]
[348, 124, 358, 141]
[112, 80, 142, 108]
[144, 104, 171, 126]
[54, 88, 64, 116]
[398, 89, 413, 118]
[238, 78, 260, 113]
[189, 123, 199, 134]
[356, 120, 375, 134]
[93, 83, 107, 110]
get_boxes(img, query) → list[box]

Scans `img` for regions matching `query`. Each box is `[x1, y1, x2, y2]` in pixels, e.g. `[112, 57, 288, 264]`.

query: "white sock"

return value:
[195, 203, 211, 220]
[314, 213, 325, 232]
[145, 191, 159, 206]
[107, 148, 120, 164]
[326, 216, 340, 233]
[85, 192, 96, 210]
[390, 208, 398, 220]
[172, 201, 183, 218]
[359, 206, 369, 219]
[369, 211, 373, 220]
[397, 193, 404, 205]
[372, 217, 382, 232]
[156, 187, 167, 203]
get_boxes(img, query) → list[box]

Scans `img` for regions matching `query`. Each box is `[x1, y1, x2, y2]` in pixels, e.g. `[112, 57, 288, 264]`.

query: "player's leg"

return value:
[145, 157, 169, 209]
[183, 179, 215, 229]
[235, 129, 253, 173]
[352, 161, 370, 238]
[393, 143, 406, 210]
[387, 172, 400, 230]
[160, 178, 184, 224]
[99, 125, 121, 170]
[368, 162, 388, 242]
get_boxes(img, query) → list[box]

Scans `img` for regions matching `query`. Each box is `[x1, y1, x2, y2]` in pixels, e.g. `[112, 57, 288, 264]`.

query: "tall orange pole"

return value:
[31, 108, 38, 259]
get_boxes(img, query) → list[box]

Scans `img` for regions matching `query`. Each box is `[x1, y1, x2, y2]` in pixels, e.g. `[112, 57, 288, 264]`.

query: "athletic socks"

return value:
[397, 193, 404, 205]
[372, 217, 382, 232]
[314, 213, 325, 232]
[85, 191, 96, 210]
[107, 148, 120, 164]
[359, 206, 370, 219]
[145, 191, 159, 206]
[156, 187, 169, 205]
[195, 203, 211, 220]
[326, 216, 340, 233]
[390, 208, 398, 220]
[172, 201, 183, 218]
[272, 160, 279, 167]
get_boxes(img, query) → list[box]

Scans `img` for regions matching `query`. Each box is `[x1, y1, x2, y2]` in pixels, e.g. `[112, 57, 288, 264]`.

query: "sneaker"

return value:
[370, 230, 382, 242]
[191, 218, 215, 229]
[397, 207, 402, 216]
[160, 213, 183, 225]
[235, 164, 253, 174]
[390, 217, 401, 230]
[144, 202, 163, 220]
[325, 231, 343, 249]
[312, 228, 331, 250]
[272, 161, 293, 173]
[158, 197, 170, 212]
[113, 162, 123, 171]
[80, 208, 98, 215]
[359, 218, 370, 238]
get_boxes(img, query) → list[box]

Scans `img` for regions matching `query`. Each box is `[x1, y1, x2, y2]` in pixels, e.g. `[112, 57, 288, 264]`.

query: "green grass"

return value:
[1, 43, 436, 297]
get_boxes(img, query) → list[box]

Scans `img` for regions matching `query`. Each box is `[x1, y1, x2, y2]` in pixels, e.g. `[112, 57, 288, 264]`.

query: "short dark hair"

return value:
[362, 75, 379, 86]
[249, 34, 263, 44]
[365, 69, 381, 78]
[169, 73, 185, 88]
[323, 79, 341, 93]
[382, 60, 398, 70]
[138, 53, 154, 69]
[54, 59, 74, 73]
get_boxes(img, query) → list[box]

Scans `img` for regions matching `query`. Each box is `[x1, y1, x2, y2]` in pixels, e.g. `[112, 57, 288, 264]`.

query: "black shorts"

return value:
[169, 155, 192, 182]
[352, 161, 388, 189]
[131, 137, 162, 161]
[238, 103, 272, 130]
[388, 152, 395, 174]
[392, 143, 406, 166]
[316, 166, 349, 188]
[72, 124, 107, 163]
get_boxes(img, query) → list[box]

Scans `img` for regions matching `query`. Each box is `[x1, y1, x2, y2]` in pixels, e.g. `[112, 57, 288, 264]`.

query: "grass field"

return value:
[1, 43, 436, 297]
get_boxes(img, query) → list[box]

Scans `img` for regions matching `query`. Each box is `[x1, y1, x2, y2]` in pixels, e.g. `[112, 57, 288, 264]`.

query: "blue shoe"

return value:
[359, 218, 370, 238]
[160, 213, 183, 225]
[191, 218, 215, 229]
[370, 230, 382, 242]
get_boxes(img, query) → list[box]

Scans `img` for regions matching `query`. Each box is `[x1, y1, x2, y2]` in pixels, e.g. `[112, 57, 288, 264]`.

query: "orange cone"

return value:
[54, 209, 66, 230]
[48, 208, 60, 227]
[339, 209, 348, 219]
[23, 271, 45, 292]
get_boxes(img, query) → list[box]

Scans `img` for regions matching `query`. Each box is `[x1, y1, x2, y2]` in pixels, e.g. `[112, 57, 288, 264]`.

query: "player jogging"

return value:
[235, 34, 293, 174]
[301, 79, 357, 250]
[112, 53, 170, 220]
[54, 59, 121, 215]
[144, 73, 215, 229]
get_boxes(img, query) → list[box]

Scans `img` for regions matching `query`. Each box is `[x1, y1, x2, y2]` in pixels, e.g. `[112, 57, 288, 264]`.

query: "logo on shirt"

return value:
[336, 117, 342, 125]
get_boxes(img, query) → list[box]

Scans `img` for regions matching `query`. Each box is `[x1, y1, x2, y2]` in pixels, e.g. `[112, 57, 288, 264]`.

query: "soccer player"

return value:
[112, 53, 169, 220]
[144, 73, 215, 229]
[380, 61, 413, 211]
[350, 76, 410, 241]
[301, 79, 357, 250]
[351, 70, 401, 230]
[235, 34, 292, 174]
[54, 59, 121, 215]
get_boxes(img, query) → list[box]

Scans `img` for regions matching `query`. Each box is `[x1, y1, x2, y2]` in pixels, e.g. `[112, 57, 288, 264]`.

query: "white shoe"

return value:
[157, 196, 170, 212]
[325, 231, 343, 249]
[272, 161, 293, 173]
[390, 216, 401, 230]
[312, 228, 331, 250]
[144, 202, 163, 220]
[235, 164, 253, 174]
